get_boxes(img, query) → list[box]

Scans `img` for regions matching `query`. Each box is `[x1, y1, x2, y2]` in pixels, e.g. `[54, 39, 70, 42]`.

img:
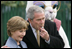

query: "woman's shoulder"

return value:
[5, 37, 17, 48]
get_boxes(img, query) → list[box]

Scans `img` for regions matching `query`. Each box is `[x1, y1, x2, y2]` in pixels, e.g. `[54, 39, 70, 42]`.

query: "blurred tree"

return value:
[66, 3, 71, 12]
[1, 1, 27, 7]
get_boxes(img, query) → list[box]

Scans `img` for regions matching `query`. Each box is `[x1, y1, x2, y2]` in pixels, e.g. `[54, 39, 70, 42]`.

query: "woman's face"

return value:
[11, 29, 26, 42]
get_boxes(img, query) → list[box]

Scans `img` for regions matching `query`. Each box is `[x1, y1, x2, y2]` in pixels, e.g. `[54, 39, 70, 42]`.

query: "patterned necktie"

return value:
[36, 30, 40, 46]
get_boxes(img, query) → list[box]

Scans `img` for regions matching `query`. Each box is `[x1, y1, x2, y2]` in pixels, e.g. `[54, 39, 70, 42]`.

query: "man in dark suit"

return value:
[23, 5, 64, 48]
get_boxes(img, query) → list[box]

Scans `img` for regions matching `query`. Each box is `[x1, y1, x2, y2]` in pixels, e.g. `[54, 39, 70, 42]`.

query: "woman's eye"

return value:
[20, 31, 23, 32]
[53, 4, 58, 9]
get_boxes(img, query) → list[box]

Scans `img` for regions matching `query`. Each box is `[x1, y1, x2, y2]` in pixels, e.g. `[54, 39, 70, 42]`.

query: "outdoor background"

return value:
[1, 1, 71, 47]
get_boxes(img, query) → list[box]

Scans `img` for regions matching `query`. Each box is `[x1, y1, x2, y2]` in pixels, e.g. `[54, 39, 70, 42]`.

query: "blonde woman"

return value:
[1, 16, 29, 48]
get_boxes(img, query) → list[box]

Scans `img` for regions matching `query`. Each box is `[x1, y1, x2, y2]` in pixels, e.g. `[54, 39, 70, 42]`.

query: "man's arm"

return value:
[44, 20, 65, 48]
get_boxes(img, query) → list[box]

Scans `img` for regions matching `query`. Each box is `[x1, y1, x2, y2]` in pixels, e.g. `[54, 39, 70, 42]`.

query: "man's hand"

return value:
[1, 45, 10, 48]
[40, 27, 49, 41]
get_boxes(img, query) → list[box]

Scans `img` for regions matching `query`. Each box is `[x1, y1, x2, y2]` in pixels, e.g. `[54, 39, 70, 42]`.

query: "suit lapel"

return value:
[26, 25, 39, 48]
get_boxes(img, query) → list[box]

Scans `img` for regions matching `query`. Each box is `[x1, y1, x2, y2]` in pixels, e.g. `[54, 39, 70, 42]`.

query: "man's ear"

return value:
[28, 18, 32, 23]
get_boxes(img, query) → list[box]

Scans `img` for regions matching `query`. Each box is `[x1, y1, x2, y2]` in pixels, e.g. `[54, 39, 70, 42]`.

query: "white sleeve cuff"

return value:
[45, 37, 50, 44]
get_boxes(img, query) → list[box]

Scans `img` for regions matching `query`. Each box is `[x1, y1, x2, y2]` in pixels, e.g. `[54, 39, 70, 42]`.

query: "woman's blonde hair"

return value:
[7, 16, 29, 36]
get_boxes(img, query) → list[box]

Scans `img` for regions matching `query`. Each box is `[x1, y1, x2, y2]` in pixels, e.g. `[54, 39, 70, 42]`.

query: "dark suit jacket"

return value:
[23, 20, 64, 48]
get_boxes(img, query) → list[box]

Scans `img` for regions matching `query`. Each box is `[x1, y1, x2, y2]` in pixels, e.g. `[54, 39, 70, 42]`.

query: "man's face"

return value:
[30, 12, 45, 30]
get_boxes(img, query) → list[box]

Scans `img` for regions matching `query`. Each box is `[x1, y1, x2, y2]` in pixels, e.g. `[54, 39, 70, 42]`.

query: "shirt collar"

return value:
[30, 23, 37, 39]
[30, 23, 36, 33]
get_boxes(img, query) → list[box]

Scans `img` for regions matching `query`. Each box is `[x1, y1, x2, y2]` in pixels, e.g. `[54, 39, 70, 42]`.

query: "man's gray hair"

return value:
[26, 5, 44, 20]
